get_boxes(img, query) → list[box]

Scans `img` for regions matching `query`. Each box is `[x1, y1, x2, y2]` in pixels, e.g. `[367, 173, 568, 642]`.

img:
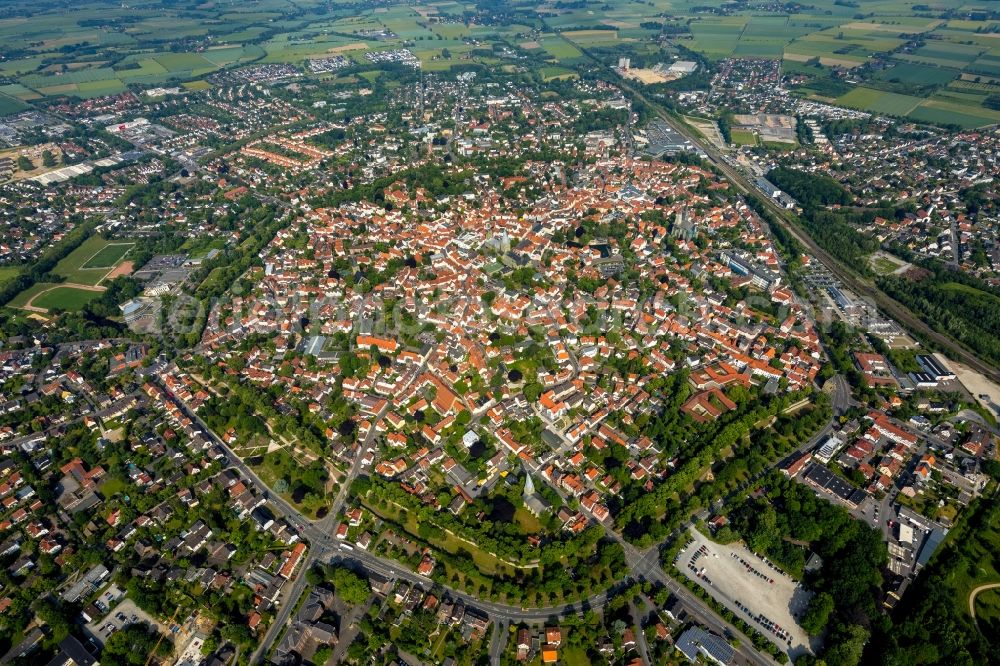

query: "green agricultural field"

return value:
[0, 94, 27, 116]
[968, 54, 1000, 78]
[540, 37, 584, 62]
[562, 29, 620, 46]
[76, 79, 127, 98]
[0, 0, 994, 132]
[689, 18, 745, 59]
[837, 86, 923, 116]
[904, 83, 1000, 128]
[875, 61, 959, 86]
[0, 83, 40, 101]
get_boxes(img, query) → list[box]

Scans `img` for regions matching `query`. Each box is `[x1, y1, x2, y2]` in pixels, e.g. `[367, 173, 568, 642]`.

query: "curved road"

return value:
[968, 582, 1000, 632]
[159, 370, 780, 666]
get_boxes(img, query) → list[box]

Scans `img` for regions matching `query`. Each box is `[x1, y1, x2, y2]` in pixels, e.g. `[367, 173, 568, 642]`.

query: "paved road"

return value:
[630, 599, 653, 666]
[527, 444, 778, 666]
[165, 361, 785, 666]
[968, 582, 1000, 631]
[488, 617, 508, 665]
[248, 409, 383, 665]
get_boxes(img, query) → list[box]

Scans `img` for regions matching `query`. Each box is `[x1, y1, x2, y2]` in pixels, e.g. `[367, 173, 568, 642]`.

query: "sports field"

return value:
[8, 281, 104, 313]
[52, 236, 135, 286]
[29, 286, 102, 311]
[81, 243, 132, 270]
[731, 129, 759, 146]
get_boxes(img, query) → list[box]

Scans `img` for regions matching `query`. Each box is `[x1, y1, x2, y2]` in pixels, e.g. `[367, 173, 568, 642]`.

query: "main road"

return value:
[160, 369, 781, 665]
[154, 371, 378, 664]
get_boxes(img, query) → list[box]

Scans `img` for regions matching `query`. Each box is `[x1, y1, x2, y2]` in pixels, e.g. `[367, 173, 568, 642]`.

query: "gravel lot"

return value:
[678, 528, 816, 659]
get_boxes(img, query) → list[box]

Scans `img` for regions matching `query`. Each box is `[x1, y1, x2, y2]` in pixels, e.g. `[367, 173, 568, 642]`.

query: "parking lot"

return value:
[84, 598, 164, 647]
[90, 583, 124, 618]
[678, 528, 816, 659]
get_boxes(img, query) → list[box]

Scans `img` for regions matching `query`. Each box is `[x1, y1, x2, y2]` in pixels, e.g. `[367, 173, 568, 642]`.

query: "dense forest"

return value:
[767, 167, 852, 209]
[877, 264, 1000, 367]
[765, 167, 881, 271]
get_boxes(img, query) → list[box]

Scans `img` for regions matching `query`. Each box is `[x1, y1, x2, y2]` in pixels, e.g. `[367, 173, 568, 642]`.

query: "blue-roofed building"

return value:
[120, 298, 151, 325]
[676, 626, 736, 665]
[915, 527, 947, 570]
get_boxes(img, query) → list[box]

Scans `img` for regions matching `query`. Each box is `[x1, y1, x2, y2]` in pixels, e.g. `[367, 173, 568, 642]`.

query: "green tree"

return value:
[101, 623, 171, 666]
[328, 565, 370, 604]
[801, 592, 834, 636]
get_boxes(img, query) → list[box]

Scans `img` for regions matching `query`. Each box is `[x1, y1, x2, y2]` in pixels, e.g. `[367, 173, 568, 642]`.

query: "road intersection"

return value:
[160, 371, 788, 666]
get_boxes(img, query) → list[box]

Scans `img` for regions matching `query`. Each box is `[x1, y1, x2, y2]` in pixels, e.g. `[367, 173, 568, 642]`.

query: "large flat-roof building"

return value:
[676, 626, 735, 665]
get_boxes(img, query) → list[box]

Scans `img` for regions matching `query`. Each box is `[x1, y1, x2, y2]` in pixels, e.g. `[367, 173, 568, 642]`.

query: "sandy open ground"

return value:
[678, 528, 816, 659]
[328, 42, 367, 53]
[942, 353, 1000, 419]
[104, 260, 134, 280]
[624, 68, 670, 84]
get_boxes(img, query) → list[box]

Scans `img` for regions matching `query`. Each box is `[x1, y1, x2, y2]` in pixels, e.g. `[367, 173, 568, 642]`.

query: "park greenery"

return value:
[766, 167, 881, 272]
[877, 263, 1000, 368]
[308, 563, 371, 605]
[100, 622, 173, 666]
[614, 383, 828, 546]
[727, 471, 887, 666]
[355, 476, 628, 605]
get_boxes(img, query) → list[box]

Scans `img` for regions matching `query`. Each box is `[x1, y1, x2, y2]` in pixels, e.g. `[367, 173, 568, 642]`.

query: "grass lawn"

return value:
[514, 506, 543, 533]
[539, 66, 578, 82]
[364, 496, 520, 577]
[940, 281, 998, 300]
[52, 234, 132, 285]
[100, 477, 129, 498]
[731, 129, 758, 146]
[561, 646, 592, 666]
[871, 256, 901, 274]
[0, 266, 22, 288]
[930, 496, 1000, 621]
[198, 267, 228, 293]
[30, 286, 101, 311]
[81, 242, 132, 269]
[8, 282, 62, 309]
[975, 588, 1000, 638]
